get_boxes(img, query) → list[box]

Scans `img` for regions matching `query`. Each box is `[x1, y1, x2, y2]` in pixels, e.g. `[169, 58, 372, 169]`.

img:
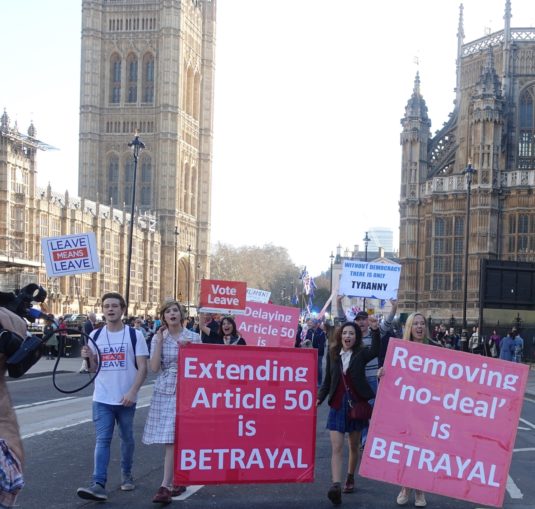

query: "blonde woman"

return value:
[142, 300, 201, 504]
[378, 312, 436, 507]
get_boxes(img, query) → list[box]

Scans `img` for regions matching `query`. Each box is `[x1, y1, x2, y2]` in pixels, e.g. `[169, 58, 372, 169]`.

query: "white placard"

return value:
[338, 260, 401, 300]
[41, 232, 100, 276]
[246, 287, 271, 303]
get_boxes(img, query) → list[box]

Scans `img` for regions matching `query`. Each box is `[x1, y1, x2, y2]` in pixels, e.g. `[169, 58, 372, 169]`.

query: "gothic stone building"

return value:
[78, 0, 216, 305]
[399, 1, 535, 330]
[0, 112, 161, 316]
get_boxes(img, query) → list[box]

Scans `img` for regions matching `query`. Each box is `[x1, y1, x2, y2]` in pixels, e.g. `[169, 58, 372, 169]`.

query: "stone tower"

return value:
[78, 0, 216, 306]
[398, 1, 535, 327]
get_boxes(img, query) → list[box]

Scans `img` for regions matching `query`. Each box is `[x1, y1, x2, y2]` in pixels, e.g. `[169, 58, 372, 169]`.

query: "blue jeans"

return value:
[92, 401, 136, 487]
[318, 355, 324, 386]
[360, 374, 378, 446]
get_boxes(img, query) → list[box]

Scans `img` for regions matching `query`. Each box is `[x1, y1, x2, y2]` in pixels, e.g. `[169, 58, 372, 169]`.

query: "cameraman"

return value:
[0, 308, 26, 508]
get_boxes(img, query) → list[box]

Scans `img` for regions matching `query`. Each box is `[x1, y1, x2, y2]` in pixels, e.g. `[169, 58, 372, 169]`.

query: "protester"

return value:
[198, 313, 220, 343]
[305, 319, 326, 385]
[499, 331, 516, 361]
[44, 317, 58, 359]
[142, 300, 201, 504]
[488, 329, 501, 358]
[337, 296, 398, 447]
[79, 312, 97, 373]
[198, 314, 246, 345]
[77, 293, 148, 502]
[377, 312, 434, 507]
[0, 308, 27, 508]
[317, 319, 380, 506]
[133, 318, 148, 340]
[512, 328, 524, 363]
[468, 326, 481, 354]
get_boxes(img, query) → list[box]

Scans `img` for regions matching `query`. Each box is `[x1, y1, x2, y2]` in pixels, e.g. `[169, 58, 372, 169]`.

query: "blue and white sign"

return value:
[246, 287, 271, 303]
[339, 260, 401, 300]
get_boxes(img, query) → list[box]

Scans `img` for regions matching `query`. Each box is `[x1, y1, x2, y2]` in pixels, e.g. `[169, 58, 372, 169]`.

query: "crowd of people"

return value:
[0, 291, 530, 507]
[429, 323, 525, 362]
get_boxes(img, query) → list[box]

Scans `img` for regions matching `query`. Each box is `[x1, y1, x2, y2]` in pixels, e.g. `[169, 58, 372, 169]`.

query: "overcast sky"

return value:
[3, 0, 535, 276]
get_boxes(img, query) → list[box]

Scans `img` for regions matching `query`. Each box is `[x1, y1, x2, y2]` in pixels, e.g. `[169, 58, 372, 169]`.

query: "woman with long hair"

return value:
[142, 300, 201, 504]
[199, 314, 246, 345]
[378, 311, 433, 507]
[317, 318, 380, 506]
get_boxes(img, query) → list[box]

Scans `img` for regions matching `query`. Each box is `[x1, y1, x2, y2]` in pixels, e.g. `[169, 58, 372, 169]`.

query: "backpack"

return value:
[92, 326, 138, 369]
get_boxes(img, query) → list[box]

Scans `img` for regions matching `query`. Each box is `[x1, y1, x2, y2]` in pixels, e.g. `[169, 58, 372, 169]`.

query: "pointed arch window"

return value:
[108, 155, 119, 204]
[140, 156, 152, 207]
[127, 53, 138, 103]
[142, 53, 154, 103]
[110, 54, 122, 104]
[518, 86, 535, 169]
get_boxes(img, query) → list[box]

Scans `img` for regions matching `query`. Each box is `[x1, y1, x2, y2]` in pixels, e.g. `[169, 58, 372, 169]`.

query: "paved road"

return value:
[7, 358, 535, 508]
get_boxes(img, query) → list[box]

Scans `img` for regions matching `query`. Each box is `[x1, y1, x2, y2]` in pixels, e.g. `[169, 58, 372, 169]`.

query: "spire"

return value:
[502, 0, 512, 100]
[474, 46, 502, 98]
[455, 4, 464, 108]
[403, 72, 429, 122]
[0, 108, 8, 132]
[27, 120, 36, 138]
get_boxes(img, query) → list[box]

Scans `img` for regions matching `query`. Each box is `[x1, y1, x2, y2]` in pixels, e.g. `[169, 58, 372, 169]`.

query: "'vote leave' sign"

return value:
[174, 344, 317, 484]
[359, 339, 528, 507]
[199, 279, 247, 315]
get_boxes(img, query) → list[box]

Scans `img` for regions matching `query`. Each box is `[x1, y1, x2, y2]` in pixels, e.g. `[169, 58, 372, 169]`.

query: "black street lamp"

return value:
[512, 312, 522, 331]
[329, 251, 335, 316]
[125, 132, 145, 315]
[362, 232, 371, 312]
[187, 244, 192, 315]
[462, 162, 476, 331]
[174, 226, 179, 300]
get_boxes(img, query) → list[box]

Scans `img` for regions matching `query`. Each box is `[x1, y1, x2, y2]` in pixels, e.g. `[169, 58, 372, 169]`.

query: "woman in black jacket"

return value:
[199, 315, 246, 345]
[317, 318, 380, 505]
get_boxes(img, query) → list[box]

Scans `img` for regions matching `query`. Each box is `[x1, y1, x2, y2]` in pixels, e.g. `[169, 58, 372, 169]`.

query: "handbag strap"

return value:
[339, 363, 355, 403]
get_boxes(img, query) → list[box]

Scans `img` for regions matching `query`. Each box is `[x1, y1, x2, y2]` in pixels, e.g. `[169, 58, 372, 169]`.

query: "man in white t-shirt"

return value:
[77, 293, 148, 502]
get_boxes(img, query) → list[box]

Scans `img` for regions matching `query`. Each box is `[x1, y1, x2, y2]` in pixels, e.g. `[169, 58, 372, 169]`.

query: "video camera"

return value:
[0, 284, 50, 378]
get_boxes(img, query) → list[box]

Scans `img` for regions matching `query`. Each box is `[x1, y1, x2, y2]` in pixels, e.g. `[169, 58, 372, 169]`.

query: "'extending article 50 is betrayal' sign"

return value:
[174, 344, 317, 484]
[338, 259, 400, 300]
[359, 339, 528, 507]
[42, 233, 100, 276]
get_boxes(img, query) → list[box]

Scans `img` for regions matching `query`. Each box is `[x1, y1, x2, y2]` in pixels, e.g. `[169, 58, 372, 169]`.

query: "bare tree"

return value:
[210, 243, 300, 305]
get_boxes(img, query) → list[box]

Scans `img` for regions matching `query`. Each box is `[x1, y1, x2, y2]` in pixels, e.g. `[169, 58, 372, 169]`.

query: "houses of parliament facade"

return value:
[0, 0, 216, 316]
[399, 1, 535, 329]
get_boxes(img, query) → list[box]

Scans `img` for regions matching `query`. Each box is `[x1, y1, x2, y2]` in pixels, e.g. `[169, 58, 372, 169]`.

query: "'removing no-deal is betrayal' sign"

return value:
[199, 279, 247, 315]
[174, 344, 317, 485]
[359, 339, 528, 507]
[41, 233, 100, 276]
[338, 260, 401, 300]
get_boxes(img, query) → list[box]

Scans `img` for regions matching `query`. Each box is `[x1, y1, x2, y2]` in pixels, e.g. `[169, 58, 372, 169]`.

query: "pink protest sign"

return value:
[235, 302, 300, 347]
[359, 339, 528, 507]
[174, 344, 317, 485]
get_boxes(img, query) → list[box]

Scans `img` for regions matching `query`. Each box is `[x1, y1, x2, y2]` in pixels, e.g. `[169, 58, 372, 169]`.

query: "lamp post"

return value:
[187, 244, 192, 316]
[329, 251, 335, 317]
[462, 162, 475, 332]
[173, 226, 179, 300]
[125, 132, 145, 315]
[512, 312, 522, 332]
[362, 232, 371, 312]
